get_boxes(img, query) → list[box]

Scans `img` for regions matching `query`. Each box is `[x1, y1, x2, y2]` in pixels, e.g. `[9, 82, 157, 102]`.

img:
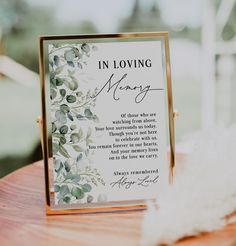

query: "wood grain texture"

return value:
[0, 160, 236, 246]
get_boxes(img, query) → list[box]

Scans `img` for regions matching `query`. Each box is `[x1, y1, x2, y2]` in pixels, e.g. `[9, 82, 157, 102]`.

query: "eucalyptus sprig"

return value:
[49, 43, 104, 205]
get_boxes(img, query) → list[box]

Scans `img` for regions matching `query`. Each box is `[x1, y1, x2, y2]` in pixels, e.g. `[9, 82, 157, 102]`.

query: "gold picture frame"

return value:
[38, 32, 175, 215]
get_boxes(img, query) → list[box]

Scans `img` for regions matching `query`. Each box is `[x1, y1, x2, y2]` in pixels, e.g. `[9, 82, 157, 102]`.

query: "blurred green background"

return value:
[0, 0, 236, 177]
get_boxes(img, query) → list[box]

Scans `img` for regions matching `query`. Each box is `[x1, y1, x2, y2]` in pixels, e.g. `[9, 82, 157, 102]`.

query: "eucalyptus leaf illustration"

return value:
[93, 115, 99, 123]
[53, 55, 59, 66]
[49, 59, 54, 69]
[72, 47, 81, 58]
[76, 153, 82, 163]
[82, 184, 92, 193]
[52, 122, 57, 133]
[55, 110, 67, 124]
[55, 78, 64, 86]
[65, 171, 74, 180]
[68, 79, 78, 91]
[60, 104, 70, 113]
[87, 195, 93, 203]
[53, 132, 62, 139]
[64, 49, 76, 62]
[60, 185, 70, 197]
[76, 91, 82, 97]
[54, 185, 60, 192]
[67, 69, 75, 77]
[58, 199, 64, 205]
[50, 88, 57, 100]
[59, 144, 70, 158]
[60, 136, 66, 145]
[92, 45, 98, 51]
[85, 149, 89, 156]
[70, 124, 76, 130]
[53, 142, 59, 155]
[66, 95, 76, 103]
[77, 62, 83, 69]
[73, 145, 84, 152]
[86, 139, 93, 146]
[70, 133, 80, 143]
[63, 196, 71, 204]
[84, 108, 93, 118]
[81, 43, 90, 53]
[59, 89, 66, 97]
[67, 61, 75, 67]
[86, 127, 92, 139]
[72, 175, 81, 183]
[64, 160, 71, 172]
[76, 114, 84, 120]
[52, 43, 59, 48]
[71, 187, 84, 199]
[67, 112, 74, 121]
[50, 78, 57, 89]
[55, 159, 63, 172]
[55, 66, 64, 75]
[59, 125, 69, 135]
[78, 128, 83, 138]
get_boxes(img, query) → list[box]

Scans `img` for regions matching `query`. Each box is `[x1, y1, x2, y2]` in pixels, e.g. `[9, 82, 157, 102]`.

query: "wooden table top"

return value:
[0, 160, 236, 246]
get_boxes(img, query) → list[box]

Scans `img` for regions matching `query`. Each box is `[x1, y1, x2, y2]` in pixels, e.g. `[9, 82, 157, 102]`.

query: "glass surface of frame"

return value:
[38, 32, 175, 215]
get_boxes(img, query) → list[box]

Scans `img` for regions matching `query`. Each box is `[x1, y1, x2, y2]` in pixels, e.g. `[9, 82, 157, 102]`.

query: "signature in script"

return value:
[110, 175, 159, 189]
